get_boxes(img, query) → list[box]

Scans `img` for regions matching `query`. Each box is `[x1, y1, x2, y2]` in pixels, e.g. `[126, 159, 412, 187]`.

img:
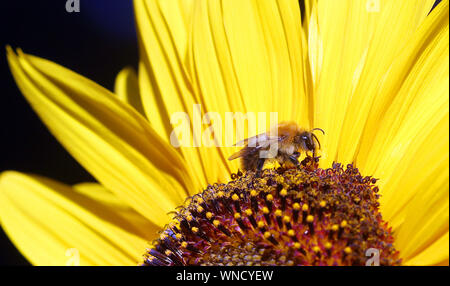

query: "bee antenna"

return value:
[312, 133, 321, 150]
[312, 128, 325, 135]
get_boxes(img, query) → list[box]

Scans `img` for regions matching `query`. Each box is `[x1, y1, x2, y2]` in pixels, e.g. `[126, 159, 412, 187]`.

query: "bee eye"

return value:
[302, 135, 308, 140]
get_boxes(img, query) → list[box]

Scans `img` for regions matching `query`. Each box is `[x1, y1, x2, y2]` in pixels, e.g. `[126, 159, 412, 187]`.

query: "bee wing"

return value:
[233, 133, 264, 147]
[233, 133, 282, 147]
[228, 135, 285, 161]
[228, 149, 248, 160]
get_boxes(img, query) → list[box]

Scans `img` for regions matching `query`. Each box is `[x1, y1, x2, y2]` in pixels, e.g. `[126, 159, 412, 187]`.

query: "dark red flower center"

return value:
[143, 158, 401, 266]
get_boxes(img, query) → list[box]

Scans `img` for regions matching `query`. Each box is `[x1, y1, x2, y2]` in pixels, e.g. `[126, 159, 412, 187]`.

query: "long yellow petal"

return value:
[190, 0, 308, 122]
[135, 0, 213, 189]
[310, 0, 434, 166]
[114, 67, 145, 116]
[336, 0, 437, 165]
[337, 1, 449, 263]
[134, 0, 194, 139]
[357, 0, 449, 171]
[404, 232, 449, 266]
[6, 47, 194, 226]
[73, 182, 159, 241]
[372, 115, 448, 263]
[0, 172, 158, 266]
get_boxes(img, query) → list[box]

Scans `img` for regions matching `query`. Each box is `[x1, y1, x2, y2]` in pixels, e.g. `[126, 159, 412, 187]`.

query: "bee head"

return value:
[295, 132, 315, 151]
[294, 128, 324, 152]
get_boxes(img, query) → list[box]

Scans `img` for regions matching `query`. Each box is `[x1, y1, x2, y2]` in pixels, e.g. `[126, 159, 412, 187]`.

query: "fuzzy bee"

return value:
[228, 121, 324, 174]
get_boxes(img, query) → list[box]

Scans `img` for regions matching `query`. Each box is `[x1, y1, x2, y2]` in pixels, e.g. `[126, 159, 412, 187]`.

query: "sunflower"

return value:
[1, 0, 448, 266]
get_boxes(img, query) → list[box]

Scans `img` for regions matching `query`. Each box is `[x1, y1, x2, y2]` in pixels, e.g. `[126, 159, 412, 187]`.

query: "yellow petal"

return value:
[134, 0, 213, 189]
[134, 0, 194, 139]
[361, 14, 448, 216]
[404, 232, 449, 266]
[114, 67, 145, 116]
[336, 0, 437, 165]
[340, 2, 449, 262]
[0, 171, 158, 265]
[310, 0, 434, 166]
[190, 0, 309, 121]
[7, 47, 194, 226]
[375, 115, 448, 261]
[73, 182, 158, 241]
[357, 0, 449, 171]
[393, 156, 448, 260]
[301, 0, 316, 35]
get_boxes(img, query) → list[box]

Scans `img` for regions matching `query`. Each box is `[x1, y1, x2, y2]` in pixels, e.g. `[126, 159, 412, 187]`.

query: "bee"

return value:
[228, 121, 324, 174]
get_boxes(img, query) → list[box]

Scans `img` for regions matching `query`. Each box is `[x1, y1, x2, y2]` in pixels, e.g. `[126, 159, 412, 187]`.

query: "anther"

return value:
[263, 231, 278, 245]
[344, 246, 352, 255]
[262, 206, 271, 225]
[306, 215, 315, 235]
[279, 189, 288, 211]
[245, 209, 258, 229]
[265, 194, 273, 211]
[283, 215, 292, 229]
[275, 209, 283, 229]
[257, 220, 267, 233]
[231, 193, 241, 212]
[234, 212, 248, 232]
[213, 219, 232, 237]
[287, 229, 298, 242]
[250, 190, 259, 213]
[302, 204, 309, 224]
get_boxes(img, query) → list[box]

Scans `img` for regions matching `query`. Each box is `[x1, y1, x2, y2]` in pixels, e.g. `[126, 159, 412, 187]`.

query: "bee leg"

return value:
[289, 154, 301, 168]
[255, 158, 265, 177]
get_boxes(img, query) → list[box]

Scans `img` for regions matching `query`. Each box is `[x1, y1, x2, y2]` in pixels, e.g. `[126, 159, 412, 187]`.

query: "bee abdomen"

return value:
[241, 147, 262, 171]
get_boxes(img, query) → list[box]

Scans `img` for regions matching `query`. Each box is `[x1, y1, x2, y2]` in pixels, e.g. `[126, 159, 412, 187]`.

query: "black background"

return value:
[0, 0, 137, 265]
